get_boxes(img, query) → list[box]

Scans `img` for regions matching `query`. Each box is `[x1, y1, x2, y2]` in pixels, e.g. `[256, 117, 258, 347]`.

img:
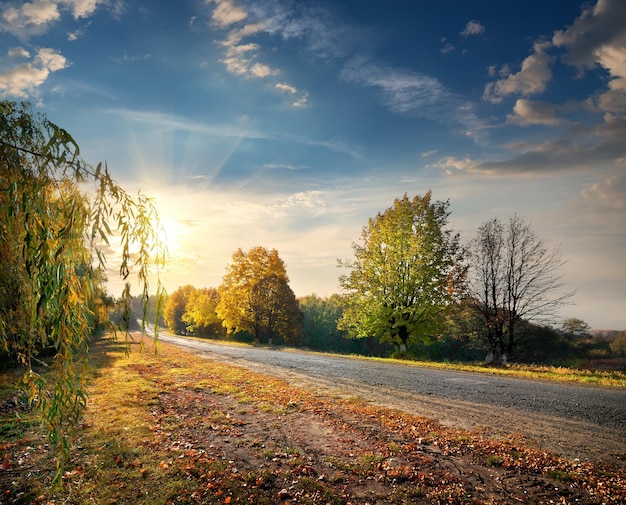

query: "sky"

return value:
[1, 0, 625, 330]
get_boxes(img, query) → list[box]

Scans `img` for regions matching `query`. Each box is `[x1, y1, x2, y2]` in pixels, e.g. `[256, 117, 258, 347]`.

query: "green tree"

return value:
[164, 285, 196, 334]
[299, 293, 349, 351]
[182, 287, 225, 338]
[429, 299, 485, 362]
[561, 318, 592, 341]
[338, 192, 463, 352]
[610, 331, 626, 358]
[250, 274, 303, 345]
[0, 101, 165, 451]
[217, 247, 302, 344]
[466, 215, 574, 364]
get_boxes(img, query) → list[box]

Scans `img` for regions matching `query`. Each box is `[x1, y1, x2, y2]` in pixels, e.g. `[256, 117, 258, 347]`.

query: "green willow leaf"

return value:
[0, 100, 167, 470]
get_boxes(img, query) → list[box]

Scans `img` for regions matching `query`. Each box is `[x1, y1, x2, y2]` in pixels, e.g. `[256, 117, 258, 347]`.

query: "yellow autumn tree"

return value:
[217, 247, 303, 344]
[182, 287, 225, 338]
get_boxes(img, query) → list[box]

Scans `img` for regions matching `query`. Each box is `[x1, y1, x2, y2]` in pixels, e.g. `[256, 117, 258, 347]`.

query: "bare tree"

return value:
[467, 215, 575, 363]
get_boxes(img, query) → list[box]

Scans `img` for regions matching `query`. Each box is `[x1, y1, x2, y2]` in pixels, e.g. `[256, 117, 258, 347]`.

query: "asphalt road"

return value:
[150, 332, 626, 432]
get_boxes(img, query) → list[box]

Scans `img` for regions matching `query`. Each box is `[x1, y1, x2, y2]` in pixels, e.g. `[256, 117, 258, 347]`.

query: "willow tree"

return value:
[339, 192, 463, 352]
[0, 101, 166, 449]
[217, 247, 303, 345]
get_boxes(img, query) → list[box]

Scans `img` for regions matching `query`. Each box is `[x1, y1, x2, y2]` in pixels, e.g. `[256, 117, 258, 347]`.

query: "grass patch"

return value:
[547, 469, 573, 481]
[486, 454, 503, 466]
[295, 476, 344, 504]
[381, 357, 626, 387]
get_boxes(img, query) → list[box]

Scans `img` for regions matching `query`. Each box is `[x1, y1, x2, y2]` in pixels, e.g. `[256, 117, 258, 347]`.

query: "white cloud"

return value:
[112, 52, 152, 64]
[506, 99, 561, 126]
[433, 156, 479, 175]
[221, 55, 249, 75]
[292, 93, 308, 108]
[579, 170, 626, 214]
[595, 43, 626, 112]
[438, 111, 626, 177]
[460, 20, 485, 37]
[439, 43, 455, 54]
[207, 0, 247, 28]
[274, 191, 325, 214]
[208, 2, 315, 104]
[67, 19, 91, 40]
[484, 41, 553, 103]
[0, 0, 60, 37]
[262, 163, 306, 171]
[275, 82, 296, 94]
[484, 0, 626, 115]
[215, 14, 275, 79]
[225, 42, 259, 55]
[275, 82, 308, 107]
[0, 0, 105, 38]
[37, 46, 67, 70]
[341, 58, 446, 113]
[264, 3, 361, 60]
[219, 41, 258, 75]
[223, 21, 265, 46]
[341, 57, 484, 135]
[552, 0, 626, 113]
[249, 62, 277, 78]
[0, 47, 68, 97]
[106, 108, 270, 140]
[7, 47, 30, 58]
[61, 0, 103, 19]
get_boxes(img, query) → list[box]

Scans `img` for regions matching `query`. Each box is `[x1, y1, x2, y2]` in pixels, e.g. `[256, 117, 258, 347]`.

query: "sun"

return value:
[158, 218, 183, 253]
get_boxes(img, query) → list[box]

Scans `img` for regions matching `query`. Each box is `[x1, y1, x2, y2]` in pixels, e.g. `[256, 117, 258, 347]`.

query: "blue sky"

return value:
[1, 0, 625, 330]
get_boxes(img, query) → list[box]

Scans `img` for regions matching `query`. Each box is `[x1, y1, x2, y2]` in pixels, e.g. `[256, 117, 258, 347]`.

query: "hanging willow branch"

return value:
[0, 100, 167, 464]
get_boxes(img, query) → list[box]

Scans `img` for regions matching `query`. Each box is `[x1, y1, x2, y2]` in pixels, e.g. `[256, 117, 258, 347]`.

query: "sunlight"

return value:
[158, 218, 183, 253]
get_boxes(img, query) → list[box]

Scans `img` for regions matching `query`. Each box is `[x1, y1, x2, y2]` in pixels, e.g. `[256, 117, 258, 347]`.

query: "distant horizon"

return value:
[2, 0, 624, 330]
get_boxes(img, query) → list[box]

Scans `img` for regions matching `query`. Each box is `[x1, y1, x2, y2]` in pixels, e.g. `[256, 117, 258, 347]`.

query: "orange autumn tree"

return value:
[217, 247, 303, 345]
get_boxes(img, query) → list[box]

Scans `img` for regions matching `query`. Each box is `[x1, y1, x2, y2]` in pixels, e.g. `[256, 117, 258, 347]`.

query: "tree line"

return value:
[151, 194, 623, 368]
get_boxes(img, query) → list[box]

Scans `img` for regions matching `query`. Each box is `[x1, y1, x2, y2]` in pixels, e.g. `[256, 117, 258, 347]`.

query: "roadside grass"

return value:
[0, 333, 624, 504]
[381, 357, 626, 387]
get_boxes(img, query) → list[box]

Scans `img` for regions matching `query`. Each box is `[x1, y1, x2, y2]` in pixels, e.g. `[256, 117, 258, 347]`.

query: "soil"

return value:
[189, 348, 626, 467]
[149, 367, 624, 504]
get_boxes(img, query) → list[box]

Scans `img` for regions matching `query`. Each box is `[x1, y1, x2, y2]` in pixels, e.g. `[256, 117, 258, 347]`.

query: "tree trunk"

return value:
[397, 325, 409, 353]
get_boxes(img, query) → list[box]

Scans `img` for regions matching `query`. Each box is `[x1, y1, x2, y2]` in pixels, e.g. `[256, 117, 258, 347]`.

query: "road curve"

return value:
[149, 331, 626, 463]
